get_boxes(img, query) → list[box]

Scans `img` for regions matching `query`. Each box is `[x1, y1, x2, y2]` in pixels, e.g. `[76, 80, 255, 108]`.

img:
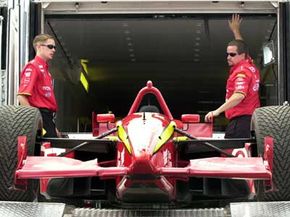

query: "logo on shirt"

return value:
[249, 66, 256, 73]
[236, 81, 245, 85]
[44, 92, 52, 97]
[42, 86, 52, 98]
[23, 78, 30, 87]
[236, 77, 244, 82]
[236, 85, 245, 90]
[24, 68, 32, 77]
[38, 65, 45, 74]
[253, 82, 260, 91]
[25, 72, 31, 77]
[42, 86, 51, 91]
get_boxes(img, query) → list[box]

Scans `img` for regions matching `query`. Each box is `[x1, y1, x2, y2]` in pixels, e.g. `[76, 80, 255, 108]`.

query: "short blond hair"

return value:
[32, 34, 54, 50]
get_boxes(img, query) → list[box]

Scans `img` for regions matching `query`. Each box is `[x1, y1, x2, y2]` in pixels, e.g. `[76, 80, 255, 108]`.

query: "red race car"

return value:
[1, 81, 290, 206]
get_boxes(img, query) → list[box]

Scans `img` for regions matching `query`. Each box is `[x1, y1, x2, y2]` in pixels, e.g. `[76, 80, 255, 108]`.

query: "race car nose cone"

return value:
[129, 153, 156, 175]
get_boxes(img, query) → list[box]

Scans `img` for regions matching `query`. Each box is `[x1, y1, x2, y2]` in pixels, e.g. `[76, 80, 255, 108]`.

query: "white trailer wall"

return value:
[7, 0, 30, 105]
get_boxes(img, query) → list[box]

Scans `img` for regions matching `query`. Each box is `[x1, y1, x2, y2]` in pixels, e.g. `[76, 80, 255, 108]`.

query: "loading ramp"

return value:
[1, 201, 290, 217]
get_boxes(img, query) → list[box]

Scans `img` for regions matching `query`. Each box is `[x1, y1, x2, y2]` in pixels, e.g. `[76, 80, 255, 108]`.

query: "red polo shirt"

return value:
[18, 56, 58, 111]
[225, 58, 260, 120]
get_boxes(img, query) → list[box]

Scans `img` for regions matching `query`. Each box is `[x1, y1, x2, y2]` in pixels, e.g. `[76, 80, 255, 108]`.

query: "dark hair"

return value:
[227, 39, 249, 56]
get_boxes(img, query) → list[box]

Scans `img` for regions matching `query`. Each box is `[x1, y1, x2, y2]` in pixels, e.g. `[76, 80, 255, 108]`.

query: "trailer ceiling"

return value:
[37, 1, 277, 14]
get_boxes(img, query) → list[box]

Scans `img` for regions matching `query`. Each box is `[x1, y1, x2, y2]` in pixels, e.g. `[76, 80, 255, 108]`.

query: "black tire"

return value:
[0, 105, 42, 201]
[252, 106, 290, 201]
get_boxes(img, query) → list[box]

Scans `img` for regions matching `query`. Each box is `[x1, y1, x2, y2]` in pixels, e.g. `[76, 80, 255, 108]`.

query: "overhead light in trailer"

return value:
[80, 59, 89, 93]
[80, 59, 89, 75]
[80, 72, 89, 93]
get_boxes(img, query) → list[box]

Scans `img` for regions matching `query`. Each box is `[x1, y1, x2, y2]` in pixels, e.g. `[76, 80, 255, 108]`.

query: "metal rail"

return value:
[175, 127, 236, 157]
[58, 127, 118, 156]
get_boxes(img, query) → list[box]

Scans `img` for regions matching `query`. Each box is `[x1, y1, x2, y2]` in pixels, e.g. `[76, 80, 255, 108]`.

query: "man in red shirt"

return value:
[18, 34, 59, 137]
[205, 15, 260, 138]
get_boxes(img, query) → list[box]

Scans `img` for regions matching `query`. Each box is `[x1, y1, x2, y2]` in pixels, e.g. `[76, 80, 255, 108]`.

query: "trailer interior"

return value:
[38, 2, 278, 132]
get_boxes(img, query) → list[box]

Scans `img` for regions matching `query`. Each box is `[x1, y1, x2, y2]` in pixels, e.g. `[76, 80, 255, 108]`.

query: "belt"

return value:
[39, 108, 55, 115]
[230, 114, 251, 121]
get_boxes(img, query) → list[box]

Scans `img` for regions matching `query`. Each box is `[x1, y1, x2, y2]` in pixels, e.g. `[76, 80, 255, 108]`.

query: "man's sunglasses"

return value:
[41, 44, 56, 50]
[227, 52, 238, 57]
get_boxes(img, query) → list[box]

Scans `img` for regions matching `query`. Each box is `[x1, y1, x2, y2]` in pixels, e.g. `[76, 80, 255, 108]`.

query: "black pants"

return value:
[220, 115, 251, 197]
[39, 108, 57, 137]
[225, 115, 252, 138]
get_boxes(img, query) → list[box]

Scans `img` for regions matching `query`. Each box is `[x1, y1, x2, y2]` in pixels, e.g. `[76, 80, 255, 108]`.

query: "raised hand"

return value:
[228, 14, 243, 40]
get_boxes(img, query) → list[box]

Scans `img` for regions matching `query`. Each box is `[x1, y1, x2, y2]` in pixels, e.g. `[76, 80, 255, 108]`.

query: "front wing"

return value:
[16, 156, 271, 180]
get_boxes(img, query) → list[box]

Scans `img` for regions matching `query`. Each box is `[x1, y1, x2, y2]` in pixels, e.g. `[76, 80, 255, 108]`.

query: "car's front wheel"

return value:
[0, 105, 42, 201]
[252, 106, 290, 201]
